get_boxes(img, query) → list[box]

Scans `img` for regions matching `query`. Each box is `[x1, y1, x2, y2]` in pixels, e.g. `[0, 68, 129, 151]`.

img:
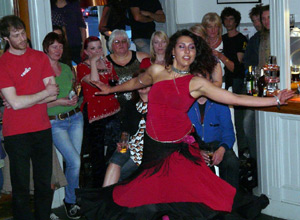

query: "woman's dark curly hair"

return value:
[165, 29, 217, 76]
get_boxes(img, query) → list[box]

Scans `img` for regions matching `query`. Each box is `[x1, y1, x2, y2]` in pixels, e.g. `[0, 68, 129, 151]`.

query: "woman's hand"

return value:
[277, 89, 294, 105]
[89, 53, 104, 63]
[58, 95, 78, 106]
[116, 142, 129, 152]
[212, 50, 222, 60]
[200, 150, 211, 165]
[91, 80, 112, 95]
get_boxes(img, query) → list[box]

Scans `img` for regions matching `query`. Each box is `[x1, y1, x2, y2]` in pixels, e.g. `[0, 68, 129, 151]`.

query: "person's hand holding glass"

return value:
[200, 146, 214, 167]
[117, 132, 130, 153]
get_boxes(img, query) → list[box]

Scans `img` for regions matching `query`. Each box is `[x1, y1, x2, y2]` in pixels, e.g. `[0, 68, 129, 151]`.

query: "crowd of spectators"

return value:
[0, 2, 282, 220]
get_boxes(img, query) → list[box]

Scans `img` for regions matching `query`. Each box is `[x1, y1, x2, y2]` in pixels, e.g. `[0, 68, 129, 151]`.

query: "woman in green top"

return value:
[43, 32, 83, 219]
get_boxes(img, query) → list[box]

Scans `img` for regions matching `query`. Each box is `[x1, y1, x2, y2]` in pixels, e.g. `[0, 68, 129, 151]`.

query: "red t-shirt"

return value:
[77, 60, 120, 123]
[0, 48, 55, 136]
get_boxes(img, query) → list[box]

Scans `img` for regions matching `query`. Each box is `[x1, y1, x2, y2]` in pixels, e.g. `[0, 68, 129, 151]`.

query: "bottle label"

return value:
[246, 82, 252, 95]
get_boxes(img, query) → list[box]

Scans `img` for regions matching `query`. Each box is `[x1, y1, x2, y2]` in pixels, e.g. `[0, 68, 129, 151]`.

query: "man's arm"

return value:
[38, 76, 59, 104]
[140, 10, 165, 23]
[212, 104, 235, 165]
[99, 6, 111, 36]
[80, 27, 87, 56]
[1, 76, 58, 110]
[130, 7, 154, 23]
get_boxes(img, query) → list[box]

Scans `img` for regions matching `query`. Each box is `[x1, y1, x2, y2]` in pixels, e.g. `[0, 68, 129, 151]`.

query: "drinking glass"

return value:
[108, 76, 119, 87]
[119, 132, 129, 153]
[290, 14, 295, 29]
[205, 150, 214, 167]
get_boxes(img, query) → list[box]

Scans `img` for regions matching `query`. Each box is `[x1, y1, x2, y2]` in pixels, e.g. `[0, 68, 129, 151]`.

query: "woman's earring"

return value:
[172, 55, 175, 59]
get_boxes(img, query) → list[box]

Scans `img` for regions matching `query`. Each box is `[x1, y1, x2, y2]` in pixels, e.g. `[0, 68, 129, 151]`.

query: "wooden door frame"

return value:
[13, 0, 31, 39]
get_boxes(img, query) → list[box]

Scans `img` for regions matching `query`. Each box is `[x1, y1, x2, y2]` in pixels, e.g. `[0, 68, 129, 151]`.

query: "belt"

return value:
[49, 107, 80, 121]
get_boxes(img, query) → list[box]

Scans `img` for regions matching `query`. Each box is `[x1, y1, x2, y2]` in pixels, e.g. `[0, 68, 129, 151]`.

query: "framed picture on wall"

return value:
[217, 0, 261, 4]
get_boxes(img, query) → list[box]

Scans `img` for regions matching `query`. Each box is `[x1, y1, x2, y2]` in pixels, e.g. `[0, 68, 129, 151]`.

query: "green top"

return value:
[48, 63, 78, 116]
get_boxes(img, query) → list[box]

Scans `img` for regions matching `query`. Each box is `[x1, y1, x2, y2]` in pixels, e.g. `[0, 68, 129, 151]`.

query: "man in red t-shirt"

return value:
[0, 15, 58, 220]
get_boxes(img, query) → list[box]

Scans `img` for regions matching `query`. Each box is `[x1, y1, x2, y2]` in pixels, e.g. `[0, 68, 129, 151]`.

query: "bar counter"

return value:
[254, 94, 300, 220]
[256, 94, 300, 115]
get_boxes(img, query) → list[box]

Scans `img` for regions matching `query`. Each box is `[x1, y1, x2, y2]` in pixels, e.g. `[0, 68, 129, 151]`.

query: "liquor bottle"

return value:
[246, 66, 253, 95]
[257, 69, 267, 97]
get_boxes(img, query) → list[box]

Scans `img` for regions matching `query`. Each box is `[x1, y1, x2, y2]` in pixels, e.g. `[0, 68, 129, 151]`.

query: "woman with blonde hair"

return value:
[202, 12, 224, 88]
[190, 23, 206, 39]
[202, 13, 223, 51]
[140, 30, 168, 69]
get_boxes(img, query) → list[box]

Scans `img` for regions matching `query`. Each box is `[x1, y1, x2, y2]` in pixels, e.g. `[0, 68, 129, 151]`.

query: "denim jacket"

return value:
[188, 99, 235, 150]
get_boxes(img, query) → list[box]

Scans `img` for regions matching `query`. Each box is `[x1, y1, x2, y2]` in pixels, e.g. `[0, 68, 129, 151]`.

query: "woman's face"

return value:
[172, 36, 196, 69]
[111, 35, 129, 55]
[152, 35, 167, 56]
[85, 40, 104, 58]
[47, 40, 63, 61]
[206, 22, 219, 39]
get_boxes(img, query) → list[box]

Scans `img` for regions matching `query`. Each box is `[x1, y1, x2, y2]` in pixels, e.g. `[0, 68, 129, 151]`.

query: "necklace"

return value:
[171, 65, 190, 75]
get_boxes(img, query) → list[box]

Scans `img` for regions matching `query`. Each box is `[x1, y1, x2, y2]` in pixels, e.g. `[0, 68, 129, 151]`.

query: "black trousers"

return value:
[82, 110, 121, 187]
[4, 129, 53, 220]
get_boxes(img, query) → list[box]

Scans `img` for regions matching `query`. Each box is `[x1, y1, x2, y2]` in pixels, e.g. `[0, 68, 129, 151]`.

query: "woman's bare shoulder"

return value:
[137, 51, 150, 61]
[149, 64, 167, 75]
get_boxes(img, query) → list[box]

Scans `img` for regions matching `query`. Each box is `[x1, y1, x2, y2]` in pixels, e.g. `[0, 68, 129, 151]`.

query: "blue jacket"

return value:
[188, 99, 235, 150]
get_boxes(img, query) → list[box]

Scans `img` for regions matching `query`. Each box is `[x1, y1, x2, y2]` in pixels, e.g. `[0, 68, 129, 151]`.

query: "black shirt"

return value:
[222, 32, 248, 81]
[128, 0, 163, 40]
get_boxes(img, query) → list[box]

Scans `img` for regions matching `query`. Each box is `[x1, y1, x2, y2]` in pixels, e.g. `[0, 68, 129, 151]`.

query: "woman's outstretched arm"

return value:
[190, 76, 294, 108]
[92, 64, 162, 95]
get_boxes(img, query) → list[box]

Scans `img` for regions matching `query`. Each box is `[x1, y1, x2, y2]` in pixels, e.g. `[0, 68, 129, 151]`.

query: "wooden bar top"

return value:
[256, 94, 300, 115]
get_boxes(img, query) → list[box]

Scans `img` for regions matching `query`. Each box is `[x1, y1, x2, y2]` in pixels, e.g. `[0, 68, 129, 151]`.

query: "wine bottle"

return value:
[246, 66, 253, 95]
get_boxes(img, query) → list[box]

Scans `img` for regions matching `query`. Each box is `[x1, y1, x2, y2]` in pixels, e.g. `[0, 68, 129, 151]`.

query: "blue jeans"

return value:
[133, 38, 150, 54]
[50, 112, 83, 204]
[110, 149, 138, 181]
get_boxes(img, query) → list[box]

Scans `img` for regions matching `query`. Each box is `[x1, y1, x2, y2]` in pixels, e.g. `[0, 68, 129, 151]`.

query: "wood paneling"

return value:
[14, 0, 30, 39]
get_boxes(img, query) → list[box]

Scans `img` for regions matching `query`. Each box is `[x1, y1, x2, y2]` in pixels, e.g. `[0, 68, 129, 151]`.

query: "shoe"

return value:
[50, 213, 60, 220]
[63, 199, 81, 220]
[237, 194, 269, 220]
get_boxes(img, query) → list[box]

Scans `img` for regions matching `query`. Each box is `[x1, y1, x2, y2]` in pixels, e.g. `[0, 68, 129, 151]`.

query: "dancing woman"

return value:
[77, 30, 293, 220]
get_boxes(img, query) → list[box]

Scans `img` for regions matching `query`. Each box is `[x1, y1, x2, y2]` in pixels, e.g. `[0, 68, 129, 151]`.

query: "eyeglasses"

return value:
[113, 39, 127, 45]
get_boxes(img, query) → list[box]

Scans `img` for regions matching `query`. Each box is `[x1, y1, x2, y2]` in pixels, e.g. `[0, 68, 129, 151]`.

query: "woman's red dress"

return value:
[77, 75, 236, 220]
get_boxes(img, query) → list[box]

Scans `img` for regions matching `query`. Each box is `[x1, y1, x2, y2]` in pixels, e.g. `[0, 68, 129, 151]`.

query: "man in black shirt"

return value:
[99, 0, 129, 42]
[128, 0, 165, 54]
[219, 7, 248, 157]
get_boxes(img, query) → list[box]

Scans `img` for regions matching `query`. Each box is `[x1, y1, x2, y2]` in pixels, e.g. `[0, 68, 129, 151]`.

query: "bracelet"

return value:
[138, 74, 146, 86]
[224, 58, 229, 63]
[273, 95, 281, 110]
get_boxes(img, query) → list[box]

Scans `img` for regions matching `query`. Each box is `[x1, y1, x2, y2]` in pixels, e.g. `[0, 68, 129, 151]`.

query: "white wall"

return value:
[289, 1, 300, 23]
[175, 0, 299, 25]
[0, 0, 14, 19]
